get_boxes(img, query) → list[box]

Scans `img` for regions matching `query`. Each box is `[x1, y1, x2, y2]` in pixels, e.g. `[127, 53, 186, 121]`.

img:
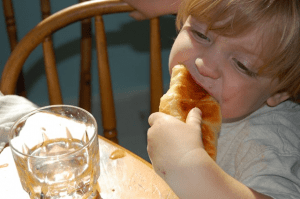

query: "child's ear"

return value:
[266, 92, 290, 107]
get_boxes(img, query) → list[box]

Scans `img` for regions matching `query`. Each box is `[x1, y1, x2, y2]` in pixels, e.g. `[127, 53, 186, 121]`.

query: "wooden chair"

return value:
[0, 0, 163, 143]
[2, 0, 94, 109]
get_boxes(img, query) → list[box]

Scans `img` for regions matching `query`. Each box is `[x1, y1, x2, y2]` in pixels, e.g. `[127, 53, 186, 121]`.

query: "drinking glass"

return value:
[9, 105, 100, 199]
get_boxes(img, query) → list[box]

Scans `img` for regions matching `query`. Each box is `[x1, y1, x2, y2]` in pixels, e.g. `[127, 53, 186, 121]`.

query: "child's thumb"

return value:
[185, 107, 202, 128]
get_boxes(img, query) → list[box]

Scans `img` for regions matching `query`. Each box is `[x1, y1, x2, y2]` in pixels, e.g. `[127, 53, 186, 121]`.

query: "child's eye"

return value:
[232, 58, 257, 78]
[191, 30, 211, 42]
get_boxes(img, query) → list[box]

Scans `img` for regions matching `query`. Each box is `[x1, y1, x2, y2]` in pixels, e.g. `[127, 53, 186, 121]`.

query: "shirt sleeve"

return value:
[0, 92, 38, 152]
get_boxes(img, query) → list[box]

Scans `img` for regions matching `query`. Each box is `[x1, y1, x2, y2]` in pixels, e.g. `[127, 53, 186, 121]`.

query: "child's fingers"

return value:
[148, 112, 161, 126]
[148, 112, 175, 126]
[185, 107, 202, 129]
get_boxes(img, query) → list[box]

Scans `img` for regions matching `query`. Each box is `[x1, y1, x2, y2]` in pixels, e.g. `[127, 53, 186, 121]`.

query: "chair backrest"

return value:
[0, 0, 163, 143]
[2, 0, 93, 104]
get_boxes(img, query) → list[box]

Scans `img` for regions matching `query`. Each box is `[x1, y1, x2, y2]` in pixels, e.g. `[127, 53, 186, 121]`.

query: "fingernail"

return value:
[194, 107, 201, 115]
[193, 107, 199, 112]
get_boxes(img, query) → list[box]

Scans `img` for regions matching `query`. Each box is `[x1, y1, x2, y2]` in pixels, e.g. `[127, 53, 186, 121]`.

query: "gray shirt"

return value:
[217, 100, 300, 198]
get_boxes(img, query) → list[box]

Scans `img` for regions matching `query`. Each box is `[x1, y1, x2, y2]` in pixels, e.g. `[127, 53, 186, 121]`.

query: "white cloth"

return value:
[217, 100, 300, 199]
[0, 92, 38, 152]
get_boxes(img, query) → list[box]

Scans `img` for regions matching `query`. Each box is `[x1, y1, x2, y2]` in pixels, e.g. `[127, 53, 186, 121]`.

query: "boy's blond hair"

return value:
[176, 0, 300, 101]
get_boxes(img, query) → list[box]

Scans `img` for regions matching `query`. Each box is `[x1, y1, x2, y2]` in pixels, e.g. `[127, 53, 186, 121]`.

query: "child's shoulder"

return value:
[220, 100, 300, 153]
[218, 101, 300, 197]
[252, 100, 300, 116]
[249, 100, 300, 133]
[222, 100, 300, 130]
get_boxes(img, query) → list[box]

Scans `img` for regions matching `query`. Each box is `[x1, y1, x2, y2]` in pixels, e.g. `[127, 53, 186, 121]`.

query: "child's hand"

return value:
[148, 108, 272, 199]
[123, 0, 180, 20]
[147, 107, 204, 178]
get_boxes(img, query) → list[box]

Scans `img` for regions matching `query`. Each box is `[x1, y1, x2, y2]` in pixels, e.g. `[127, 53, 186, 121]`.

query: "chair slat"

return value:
[42, 37, 63, 105]
[40, 0, 62, 105]
[2, 0, 17, 50]
[79, 18, 92, 111]
[40, 0, 51, 20]
[2, 0, 26, 97]
[94, 15, 118, 143]
[79, 0, 92, 111]
[150, 18, 163, 113]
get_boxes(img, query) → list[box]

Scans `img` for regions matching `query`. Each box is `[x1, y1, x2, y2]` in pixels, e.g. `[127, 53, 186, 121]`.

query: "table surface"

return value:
[0, 135, 178, 199]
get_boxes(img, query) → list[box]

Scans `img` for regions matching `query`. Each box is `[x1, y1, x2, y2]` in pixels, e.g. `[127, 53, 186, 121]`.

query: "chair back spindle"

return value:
[150, 18, 163, 113]
[2, 0, 17, 50]
[2, 0, 26, 97]
[95, 15, 118, 143]
[40, 0, 63, 105]
[79, 0, 93, 111]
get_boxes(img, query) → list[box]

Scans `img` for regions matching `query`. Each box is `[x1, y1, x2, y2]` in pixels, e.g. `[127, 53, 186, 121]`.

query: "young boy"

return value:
[124, 0, 300, 198]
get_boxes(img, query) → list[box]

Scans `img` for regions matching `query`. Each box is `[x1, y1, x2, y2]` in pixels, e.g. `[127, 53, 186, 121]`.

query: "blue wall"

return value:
[0, 0, 177, 106]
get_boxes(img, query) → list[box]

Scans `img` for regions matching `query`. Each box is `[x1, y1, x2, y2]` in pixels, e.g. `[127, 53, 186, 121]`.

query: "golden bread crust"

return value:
[159, 65, 222, 160]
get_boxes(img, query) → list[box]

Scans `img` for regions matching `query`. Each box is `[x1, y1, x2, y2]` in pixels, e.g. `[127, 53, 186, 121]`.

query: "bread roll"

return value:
[159, 65, 222, 160]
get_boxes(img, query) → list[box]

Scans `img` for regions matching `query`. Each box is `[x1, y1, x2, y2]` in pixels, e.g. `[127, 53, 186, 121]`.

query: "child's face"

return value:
[169, 16, 278, 123]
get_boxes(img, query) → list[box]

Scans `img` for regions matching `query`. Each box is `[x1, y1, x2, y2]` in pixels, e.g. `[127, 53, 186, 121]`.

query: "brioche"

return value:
[159, 65, 222, 160]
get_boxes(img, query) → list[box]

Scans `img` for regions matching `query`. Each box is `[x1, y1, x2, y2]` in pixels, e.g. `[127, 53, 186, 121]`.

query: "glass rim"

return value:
[9, 104, 98, 159]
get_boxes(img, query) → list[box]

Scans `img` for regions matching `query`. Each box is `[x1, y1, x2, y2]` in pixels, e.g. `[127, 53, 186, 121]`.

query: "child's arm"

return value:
[148, 108, 272, 199]
[122, 0, 181, 20]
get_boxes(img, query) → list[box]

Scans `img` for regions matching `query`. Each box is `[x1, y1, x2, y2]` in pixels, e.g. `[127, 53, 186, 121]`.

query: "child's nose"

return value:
[195, 58, 221, 79]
